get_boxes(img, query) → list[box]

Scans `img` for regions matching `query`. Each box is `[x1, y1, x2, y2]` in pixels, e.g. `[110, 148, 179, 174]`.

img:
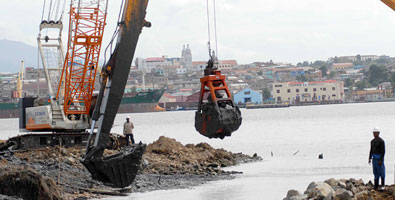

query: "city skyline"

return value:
[1, 0, 395, 66]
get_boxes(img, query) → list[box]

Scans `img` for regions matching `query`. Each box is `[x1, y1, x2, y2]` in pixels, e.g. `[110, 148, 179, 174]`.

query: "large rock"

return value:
[283, 189, 301, 200]
[338, 180, 347, 189]
[325, 178, 340, 190]
[290, 194, 308, 200]
[325, 178, 339, 187]
[355, 179, 364, 186]
[333, 188, 353, 200]
[283, 189, 309, 200]
[304, 181, 318, 194]
[308, 182, 334, 200]
[345, 182, 358, 194]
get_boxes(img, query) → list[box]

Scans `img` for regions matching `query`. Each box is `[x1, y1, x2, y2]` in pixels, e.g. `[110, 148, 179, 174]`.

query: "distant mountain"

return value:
[0, 39, 38, 73]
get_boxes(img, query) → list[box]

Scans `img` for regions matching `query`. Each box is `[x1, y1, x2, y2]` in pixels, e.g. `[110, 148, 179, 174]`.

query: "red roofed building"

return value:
[145, 57, 165, 62]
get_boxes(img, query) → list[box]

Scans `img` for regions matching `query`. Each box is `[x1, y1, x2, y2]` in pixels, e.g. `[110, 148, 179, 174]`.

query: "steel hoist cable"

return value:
[206, 0, 219, 65]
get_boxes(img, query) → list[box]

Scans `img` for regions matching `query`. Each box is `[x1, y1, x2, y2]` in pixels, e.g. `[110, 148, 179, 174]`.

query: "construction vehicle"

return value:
[10, 0, 241, 188]
[12, 0, 150, 188]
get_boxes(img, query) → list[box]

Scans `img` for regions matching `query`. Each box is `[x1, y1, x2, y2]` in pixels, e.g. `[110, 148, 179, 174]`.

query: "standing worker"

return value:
[368, 127, 385, 190]
[123, 116, 135, 146]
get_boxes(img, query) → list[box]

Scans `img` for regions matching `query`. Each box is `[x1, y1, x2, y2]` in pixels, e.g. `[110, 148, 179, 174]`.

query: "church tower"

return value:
[181, 44, 192, 69]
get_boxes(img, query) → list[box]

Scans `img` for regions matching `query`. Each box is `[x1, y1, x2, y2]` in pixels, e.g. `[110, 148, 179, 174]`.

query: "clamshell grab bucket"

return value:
[195, 106, 242, 139]
[82, 143, 146, 188]
[195, 70, 242, 139]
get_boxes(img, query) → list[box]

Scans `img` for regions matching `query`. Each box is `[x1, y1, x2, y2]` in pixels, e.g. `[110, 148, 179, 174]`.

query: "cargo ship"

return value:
[0, 89, 165, 119]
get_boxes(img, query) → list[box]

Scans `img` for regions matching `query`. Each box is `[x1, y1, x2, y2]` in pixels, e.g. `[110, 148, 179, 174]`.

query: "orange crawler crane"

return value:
[195, 57, 242, 139]
[58, 0, 108, 117]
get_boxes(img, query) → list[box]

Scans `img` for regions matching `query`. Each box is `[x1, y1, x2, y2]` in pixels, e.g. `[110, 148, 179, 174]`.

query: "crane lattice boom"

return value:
[59, 0, 108, 115]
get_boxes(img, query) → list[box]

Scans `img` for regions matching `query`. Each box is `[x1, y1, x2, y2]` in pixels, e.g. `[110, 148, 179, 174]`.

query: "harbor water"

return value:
[1, 102, 395, 199]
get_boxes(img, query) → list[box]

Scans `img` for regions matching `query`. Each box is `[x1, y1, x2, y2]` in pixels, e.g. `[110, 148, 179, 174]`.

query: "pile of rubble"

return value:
[0, 136, 261, 199]
[143, 136, 260, 175]
[284, 178, 394, 200]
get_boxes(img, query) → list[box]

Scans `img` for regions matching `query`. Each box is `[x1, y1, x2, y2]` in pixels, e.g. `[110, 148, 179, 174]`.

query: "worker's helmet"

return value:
[126, 116, 130, 119]
[372, 127, 380, 133]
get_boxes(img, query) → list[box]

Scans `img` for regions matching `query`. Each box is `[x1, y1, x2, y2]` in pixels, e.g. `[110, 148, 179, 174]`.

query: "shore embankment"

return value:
[284, 178, 394, 200]
[0, 136, 261, 200]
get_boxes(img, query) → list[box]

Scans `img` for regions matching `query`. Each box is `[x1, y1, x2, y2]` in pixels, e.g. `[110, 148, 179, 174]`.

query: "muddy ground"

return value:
[0, 136, 261, 200]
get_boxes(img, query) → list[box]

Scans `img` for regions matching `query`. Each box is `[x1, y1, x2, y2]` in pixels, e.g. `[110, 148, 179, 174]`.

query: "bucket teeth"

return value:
[82, 143, 146, 188]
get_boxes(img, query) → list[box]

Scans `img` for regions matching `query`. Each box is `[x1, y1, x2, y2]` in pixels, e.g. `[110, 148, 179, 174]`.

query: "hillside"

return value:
[0, 39, 37, 73]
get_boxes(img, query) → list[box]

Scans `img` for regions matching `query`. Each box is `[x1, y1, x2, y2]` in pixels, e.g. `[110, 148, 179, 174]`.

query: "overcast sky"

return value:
[1, 0, 395, 65]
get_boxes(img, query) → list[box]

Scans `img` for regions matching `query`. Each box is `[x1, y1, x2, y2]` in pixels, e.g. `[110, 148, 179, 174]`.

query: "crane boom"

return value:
[381, 0, 395, 10]
[82, 0, 150, 188]
[59, 0, 108, 115]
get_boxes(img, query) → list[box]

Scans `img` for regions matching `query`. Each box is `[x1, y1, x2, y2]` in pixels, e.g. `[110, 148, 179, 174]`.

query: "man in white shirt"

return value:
[123, 116, 135, 146]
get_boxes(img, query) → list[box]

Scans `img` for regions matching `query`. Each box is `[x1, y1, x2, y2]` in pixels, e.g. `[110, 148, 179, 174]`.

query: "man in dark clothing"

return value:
[368, 127, 385, 190]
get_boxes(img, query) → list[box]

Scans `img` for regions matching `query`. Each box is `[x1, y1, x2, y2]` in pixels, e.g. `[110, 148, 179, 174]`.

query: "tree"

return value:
[296, 75, 308, 82]
[319, 66, 328, 77]
[328, 71, 336, 79]
[344, 78, 353, 87]
[366, 64, 388, 86]
[312, 61, 326, 68]
[356, 80, 370, 90]
[262, 88, 271, 100]
[334, 56, 339, 63]
[302, 61, 309, 66]
[131, 86, 137, 93]
[296, 62, 302, 66]
[389, 72, 395, 91]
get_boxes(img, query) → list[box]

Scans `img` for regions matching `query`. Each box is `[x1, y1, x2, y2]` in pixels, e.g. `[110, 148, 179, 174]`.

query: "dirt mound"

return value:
[143, 136, 261, 175]
[0, 136, 261, 199]
[0, 166, 62, 200]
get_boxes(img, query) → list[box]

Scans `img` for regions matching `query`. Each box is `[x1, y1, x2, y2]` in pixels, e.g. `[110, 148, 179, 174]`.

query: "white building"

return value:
[328, 55, 380, 62]
[273, 80, 344, 103]
[135, 56, 171, 72]
[192, 60, 238, 72]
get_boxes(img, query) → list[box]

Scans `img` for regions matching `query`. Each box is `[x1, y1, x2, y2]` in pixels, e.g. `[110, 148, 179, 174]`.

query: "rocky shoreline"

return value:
[284, 178, 394, 200]
[0, 136, 261, 200]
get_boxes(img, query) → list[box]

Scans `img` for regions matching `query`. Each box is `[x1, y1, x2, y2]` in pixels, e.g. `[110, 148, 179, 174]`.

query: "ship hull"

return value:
[0, 90, 165, 119]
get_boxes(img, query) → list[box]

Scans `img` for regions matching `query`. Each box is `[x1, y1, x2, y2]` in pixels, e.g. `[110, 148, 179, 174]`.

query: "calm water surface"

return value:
[2, 102, 395, 199]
